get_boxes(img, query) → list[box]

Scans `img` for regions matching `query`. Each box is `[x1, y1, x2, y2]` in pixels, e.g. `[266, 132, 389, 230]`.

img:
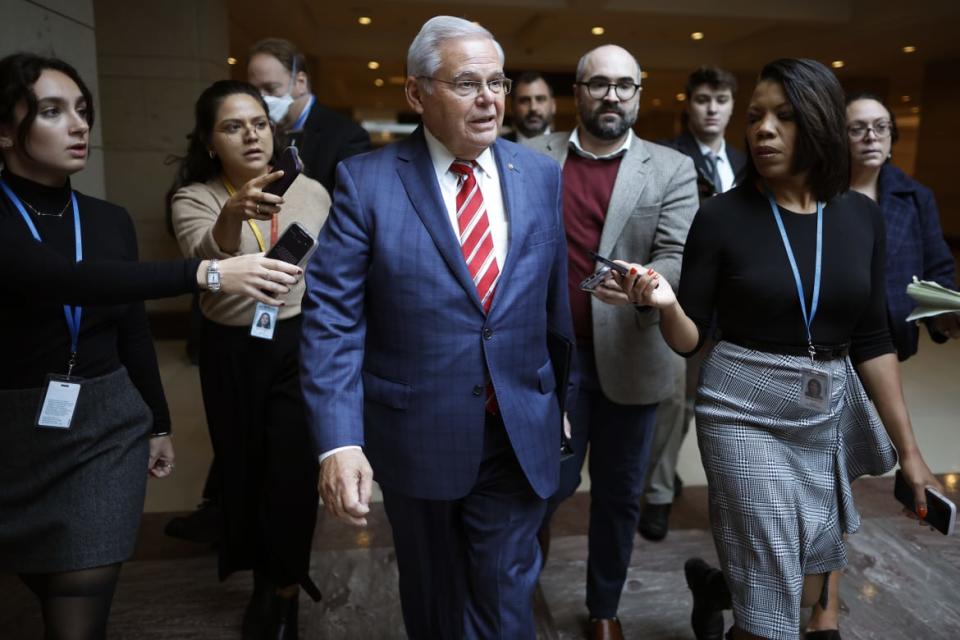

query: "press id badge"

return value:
[36, 375, 82, 429]
[250, 303, 279, 341]
[798, 368, 831, 413]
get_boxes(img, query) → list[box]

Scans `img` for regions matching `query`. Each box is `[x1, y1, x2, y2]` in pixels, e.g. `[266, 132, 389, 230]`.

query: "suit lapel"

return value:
[598, 138, 649, 256]
[678, 131, 711, 182]
[396, 129, 484, 311]
[489, 139, 530, 315]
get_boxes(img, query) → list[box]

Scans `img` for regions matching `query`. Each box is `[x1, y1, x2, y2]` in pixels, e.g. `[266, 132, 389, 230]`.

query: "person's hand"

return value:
[148, 436, 175, 478]
[611, 261, 677, 309]
[563, 412, 572, 440]
[899, 451, 943, 526]
[319, 449, 374, 527]
[221, 171, 285, 221]
[930, 312, 960, 340]
[199, 255, 302, 305]
[591, 273, 633, 306]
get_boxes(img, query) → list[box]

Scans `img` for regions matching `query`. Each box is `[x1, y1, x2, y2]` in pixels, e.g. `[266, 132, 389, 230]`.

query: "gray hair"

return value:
[575, 45, 642, 82]
[407, 16, 505, 83]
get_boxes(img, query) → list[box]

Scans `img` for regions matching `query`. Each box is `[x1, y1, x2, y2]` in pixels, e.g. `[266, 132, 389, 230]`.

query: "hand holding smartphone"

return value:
[262, 146, 303, 197]
[894, 469, 956, 535]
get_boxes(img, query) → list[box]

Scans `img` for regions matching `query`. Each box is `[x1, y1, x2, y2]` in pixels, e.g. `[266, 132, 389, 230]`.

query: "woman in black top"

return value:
[618, 59, 941, 640]
[0, 53, 301, 640]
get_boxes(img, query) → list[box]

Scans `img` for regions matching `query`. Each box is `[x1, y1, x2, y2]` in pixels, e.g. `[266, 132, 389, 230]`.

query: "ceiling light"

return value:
[358, 16, 372, 26]
[910, 106, 920, 114]
[367, 61, 380, 70]
[388, 76, 406, 85]
[901, 95, 911, 103]
[226, 57, 237, 65]
[641, 70, 649, 79]
[902, 45, 916, 53]
[374, 78, 384, 87]
[831, 60, 845, 69]
[690, 32, 704, 41]
[652, 98, 662, 107]
[591, 26, 605, 36]
[675, 93, 686, 102]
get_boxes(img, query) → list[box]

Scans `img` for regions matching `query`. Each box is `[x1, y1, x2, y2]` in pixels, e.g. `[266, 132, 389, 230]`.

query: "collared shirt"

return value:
[695, 136, 735, 193]
[568, 127, 633, 160]
[423, 126, 509, 270]
[513, 126, 551, 144]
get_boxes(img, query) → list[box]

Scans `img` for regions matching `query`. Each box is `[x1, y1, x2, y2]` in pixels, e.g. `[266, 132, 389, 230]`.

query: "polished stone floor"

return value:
[1, 336, 959, 638]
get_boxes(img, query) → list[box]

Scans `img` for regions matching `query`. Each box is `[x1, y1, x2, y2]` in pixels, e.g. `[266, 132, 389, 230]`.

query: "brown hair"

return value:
[249, 38, 307, 77]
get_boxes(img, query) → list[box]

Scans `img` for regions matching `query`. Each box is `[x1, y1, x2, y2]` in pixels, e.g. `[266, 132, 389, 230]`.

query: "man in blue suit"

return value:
[299, 16, 575, 640]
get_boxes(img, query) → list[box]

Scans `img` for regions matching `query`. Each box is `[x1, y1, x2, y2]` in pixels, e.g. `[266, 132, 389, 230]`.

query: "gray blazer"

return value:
[528, 131, 699, 405]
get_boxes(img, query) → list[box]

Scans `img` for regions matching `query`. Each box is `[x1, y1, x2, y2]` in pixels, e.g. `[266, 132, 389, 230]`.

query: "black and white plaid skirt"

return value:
[695, 341, 897, 640]
[0, 367, 153, 573]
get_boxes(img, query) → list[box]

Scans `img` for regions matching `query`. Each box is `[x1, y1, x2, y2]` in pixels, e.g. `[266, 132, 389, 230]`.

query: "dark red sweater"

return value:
[562, 151, 623, 345]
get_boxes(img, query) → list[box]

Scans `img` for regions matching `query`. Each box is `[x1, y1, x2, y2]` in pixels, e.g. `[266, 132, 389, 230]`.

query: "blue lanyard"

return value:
[0, 179, 83, 374]
[290, 94, 314, 134]
[764, 190, 824, 361]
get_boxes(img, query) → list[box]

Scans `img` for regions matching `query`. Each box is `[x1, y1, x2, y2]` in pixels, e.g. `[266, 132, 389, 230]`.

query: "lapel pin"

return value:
[507, 163, 516, 171]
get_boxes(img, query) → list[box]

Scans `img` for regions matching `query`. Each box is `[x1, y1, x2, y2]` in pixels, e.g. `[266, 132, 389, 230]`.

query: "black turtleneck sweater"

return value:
[0, 170, 201, 434]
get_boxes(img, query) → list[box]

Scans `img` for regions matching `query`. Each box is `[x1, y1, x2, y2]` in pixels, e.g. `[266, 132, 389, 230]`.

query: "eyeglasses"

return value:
[576, 79, 641, 101]
[847, 121, 892, 140]
[419, 76, 513, 97]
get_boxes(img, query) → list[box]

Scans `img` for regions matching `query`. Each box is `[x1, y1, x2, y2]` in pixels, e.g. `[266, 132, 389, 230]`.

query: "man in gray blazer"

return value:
[528, 44, 697, 639]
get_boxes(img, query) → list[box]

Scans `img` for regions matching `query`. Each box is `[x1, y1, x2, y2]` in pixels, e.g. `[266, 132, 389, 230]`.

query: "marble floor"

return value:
[1, 335, 959, 638]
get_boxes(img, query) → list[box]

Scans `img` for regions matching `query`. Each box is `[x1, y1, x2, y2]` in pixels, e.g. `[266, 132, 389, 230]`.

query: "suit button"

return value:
[483, 328, 493, 340]
[472, 385, 484, 396]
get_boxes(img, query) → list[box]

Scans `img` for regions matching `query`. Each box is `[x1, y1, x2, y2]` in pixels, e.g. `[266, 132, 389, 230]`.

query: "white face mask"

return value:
[263, 94, 294, 124]
[263, 59, 298, 124]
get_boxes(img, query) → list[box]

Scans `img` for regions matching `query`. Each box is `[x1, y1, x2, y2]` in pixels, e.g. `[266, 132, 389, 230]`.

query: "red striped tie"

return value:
[450, 160, 499, 313]
[450, 160, 500, 413]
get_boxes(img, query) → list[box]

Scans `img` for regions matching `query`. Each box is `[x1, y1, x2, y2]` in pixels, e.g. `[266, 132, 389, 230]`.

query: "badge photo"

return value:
[250, 303, 279, 341]
[798, 368, 831, 413]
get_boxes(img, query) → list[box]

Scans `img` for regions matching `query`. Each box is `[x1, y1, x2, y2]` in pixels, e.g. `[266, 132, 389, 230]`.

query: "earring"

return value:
[208, 149, 215, 159]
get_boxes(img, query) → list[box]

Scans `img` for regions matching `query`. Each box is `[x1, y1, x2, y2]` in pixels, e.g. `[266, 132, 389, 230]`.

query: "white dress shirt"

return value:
[319, 129, 509, 464]
[568, 127, 633, 160]
[696, 137, 735, 193]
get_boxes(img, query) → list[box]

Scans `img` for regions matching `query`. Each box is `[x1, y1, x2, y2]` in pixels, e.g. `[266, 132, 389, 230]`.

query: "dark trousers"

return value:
[381, 414, 546, 640]
[545, 346, 657, 619]
[198, 315, 318, 586]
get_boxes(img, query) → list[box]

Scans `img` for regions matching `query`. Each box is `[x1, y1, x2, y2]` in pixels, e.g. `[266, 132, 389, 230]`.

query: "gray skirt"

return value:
[0, 367, 152, 573]
[695, 341, 897, 640]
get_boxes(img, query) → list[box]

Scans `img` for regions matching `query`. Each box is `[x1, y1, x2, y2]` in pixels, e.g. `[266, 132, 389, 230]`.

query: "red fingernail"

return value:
[629, 267, 638, 275]
[647, 268, 654, 276]
[918, 506, 928, 520]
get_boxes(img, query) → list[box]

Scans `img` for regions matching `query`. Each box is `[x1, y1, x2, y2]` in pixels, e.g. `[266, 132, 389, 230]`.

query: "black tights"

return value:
[19, 563, 121, 640]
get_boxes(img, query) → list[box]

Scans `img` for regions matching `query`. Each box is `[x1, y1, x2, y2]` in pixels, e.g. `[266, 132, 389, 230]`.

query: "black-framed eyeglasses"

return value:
[576, 79, 641, 101]
[847, 121, 892, 140]
[419, 76, 513, 97]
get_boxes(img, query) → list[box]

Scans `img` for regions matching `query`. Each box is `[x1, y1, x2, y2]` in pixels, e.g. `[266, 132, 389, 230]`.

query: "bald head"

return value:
[575, 45, 641, 83]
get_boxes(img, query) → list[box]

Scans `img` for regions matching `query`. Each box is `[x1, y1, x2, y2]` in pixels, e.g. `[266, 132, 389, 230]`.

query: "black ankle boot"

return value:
[806, 631, 841, 639]
[242, 573, 270, 639]
[265, 593, 299, 640]
[684, 557, 731, 640]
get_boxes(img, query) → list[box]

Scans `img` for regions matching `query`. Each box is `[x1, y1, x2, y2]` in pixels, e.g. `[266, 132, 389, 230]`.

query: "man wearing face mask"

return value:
[247, 38, 371, 194]
[528, 45, 697, 639]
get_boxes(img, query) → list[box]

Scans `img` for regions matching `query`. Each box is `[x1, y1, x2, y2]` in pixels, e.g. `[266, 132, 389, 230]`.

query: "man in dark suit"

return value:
[502, 71, 556, 144]
[638, 66, 747, 543]
[247, 38, 371, 194]
[299, 16, 574, 640]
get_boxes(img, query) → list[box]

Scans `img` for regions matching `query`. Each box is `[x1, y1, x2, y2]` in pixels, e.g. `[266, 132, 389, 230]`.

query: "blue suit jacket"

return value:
[299, 128, 575, 501]
[877, 163, 957, 360]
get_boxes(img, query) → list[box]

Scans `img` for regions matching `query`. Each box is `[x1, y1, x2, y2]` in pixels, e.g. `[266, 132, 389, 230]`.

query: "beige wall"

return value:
[0, 0, 105, 198]
[93, 0, 229, 313]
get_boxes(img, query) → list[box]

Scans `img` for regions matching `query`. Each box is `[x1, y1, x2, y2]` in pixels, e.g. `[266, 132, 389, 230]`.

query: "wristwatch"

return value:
[206, 259, 222, 293]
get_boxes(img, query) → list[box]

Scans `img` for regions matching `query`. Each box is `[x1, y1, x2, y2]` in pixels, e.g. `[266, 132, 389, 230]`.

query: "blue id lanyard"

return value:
[0, 179, 83, 375]
[764, 190, 824, 362]
[291, 94, 315, 133]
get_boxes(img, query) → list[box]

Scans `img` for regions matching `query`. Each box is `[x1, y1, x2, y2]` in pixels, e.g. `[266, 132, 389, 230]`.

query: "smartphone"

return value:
[894, 469, 956, 536]
[588, 251, 630, 276]
[262, 146, 303, 197]
[579, 265, 612, 292]
[266, 222, 316, 266]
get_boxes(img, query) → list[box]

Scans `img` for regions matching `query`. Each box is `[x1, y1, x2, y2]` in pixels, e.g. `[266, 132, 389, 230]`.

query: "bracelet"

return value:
[150, 431, 171, 438]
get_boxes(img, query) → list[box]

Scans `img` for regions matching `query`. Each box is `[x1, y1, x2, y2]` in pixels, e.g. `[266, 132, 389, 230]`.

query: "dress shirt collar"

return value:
[423, 126, 498, 180]
[694, 135, 727, 162]
[514, 126, 551, 143]
[568, 127, 633, 160]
